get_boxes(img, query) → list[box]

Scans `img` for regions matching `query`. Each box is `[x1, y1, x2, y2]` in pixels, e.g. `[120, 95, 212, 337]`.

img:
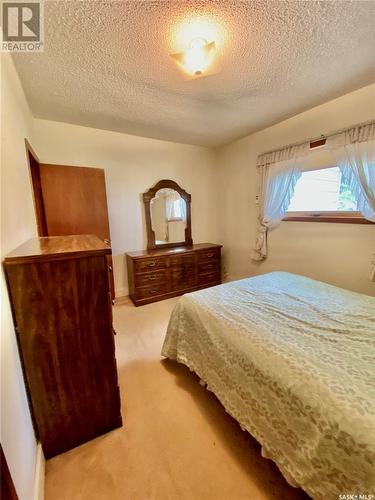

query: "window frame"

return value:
[167, 216, 184, 222]
[282, 161, 373, 224]
[284, 211, 372, 224]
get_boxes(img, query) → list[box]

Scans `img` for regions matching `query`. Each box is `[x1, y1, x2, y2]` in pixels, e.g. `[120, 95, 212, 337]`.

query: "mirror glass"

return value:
[150, 188, 187, 245]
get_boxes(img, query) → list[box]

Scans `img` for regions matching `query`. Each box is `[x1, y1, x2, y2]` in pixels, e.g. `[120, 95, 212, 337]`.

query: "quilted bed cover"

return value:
[162, 272, 375, 499]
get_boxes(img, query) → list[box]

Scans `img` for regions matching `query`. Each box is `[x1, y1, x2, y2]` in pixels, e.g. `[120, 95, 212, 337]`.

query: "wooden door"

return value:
[39, 165, 110, 240]
[27, 150, 115, 298]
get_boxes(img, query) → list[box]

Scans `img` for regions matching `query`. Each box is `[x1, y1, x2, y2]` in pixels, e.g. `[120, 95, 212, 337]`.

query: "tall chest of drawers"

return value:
[126, 243, 222, 306]
[3, 235, 122, 458]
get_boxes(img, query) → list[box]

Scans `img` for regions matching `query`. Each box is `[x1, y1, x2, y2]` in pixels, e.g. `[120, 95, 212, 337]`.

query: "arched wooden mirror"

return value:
[143, 180, 192, 250]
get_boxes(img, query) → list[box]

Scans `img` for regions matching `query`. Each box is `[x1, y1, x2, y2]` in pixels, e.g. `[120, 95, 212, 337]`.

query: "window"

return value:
[171, 199, 182, 219]
[167, 198, 184, 221]
[284, 166, 368, 223]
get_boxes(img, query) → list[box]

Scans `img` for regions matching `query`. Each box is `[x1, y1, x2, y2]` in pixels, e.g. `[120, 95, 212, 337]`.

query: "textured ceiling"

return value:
[13, 0, 375, 146]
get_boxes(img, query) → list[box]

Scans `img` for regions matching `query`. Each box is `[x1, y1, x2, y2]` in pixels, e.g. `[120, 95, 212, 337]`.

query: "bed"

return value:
[161, 272, 375, 499]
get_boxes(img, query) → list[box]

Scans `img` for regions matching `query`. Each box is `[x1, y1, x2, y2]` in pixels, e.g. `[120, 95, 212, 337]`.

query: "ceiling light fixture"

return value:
[170, 37, 216, 77]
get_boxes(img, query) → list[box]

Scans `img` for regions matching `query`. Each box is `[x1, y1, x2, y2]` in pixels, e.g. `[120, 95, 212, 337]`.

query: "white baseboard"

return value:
[33, 443, 45, 500]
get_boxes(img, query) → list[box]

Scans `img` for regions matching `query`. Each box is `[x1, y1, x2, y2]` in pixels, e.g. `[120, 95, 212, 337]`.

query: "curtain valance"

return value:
[257, 142, 309, 167]
[257, 121, 375, 167]
[328, 122, 375, 149]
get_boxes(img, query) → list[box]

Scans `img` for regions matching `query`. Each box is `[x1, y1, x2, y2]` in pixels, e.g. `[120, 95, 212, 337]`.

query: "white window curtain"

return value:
[327, 123, 375, 222]
[165, 190, 186, 222]
[328, 122, 375, 281]
[252, 143, 309, 261]
[179, 196, 187, 222]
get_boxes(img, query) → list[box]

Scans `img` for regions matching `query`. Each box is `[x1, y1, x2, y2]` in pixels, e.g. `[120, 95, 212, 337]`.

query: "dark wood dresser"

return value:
[3, 235, 122, 458]
[126, 243, 222, 306]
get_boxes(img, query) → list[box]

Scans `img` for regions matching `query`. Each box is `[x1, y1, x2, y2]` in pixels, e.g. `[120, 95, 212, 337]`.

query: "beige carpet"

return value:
[45, 297, 309, 500]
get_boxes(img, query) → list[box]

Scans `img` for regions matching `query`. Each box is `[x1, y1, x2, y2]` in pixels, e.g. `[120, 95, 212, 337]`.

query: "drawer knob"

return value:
[150, 289, 157, 294]
[108, 266, 113, 272]
[148, 262, 156, 267]
[149, 275, 157, 280]
[207, 253, 214, 258]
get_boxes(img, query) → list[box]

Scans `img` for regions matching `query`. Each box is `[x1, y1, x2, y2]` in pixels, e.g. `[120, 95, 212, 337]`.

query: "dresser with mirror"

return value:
[126, 179, 222, 306]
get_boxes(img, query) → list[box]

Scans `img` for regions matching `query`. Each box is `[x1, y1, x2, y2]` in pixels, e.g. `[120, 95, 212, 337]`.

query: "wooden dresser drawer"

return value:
[170, 253, 195, 267]
[135, 257, 167, 273]
[171, 267, 196, 291]
[198, 272, 221, 286]
[135, 270, 167, 286]
[136, 283, 167, 300]
[197, 248, 221, 263]
[198, 260, 220, 275]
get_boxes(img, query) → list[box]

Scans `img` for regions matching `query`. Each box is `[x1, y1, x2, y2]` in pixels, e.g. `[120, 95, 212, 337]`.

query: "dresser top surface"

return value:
[4, 235, 111, 264]
[126, 243, 222, 259]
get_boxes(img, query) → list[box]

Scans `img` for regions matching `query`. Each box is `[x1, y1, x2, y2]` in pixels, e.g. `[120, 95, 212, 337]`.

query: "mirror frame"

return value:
[143, 179, 193, 250]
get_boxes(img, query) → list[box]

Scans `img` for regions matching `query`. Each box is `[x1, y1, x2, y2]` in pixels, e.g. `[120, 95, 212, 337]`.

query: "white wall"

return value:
[33, 119, 219, 296]
[0, 54, 40, 499]
[217, 84, 375, 296]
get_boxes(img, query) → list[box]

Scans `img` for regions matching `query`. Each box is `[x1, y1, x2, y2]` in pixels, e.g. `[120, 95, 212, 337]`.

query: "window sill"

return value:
[283, 211, 373, 224]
